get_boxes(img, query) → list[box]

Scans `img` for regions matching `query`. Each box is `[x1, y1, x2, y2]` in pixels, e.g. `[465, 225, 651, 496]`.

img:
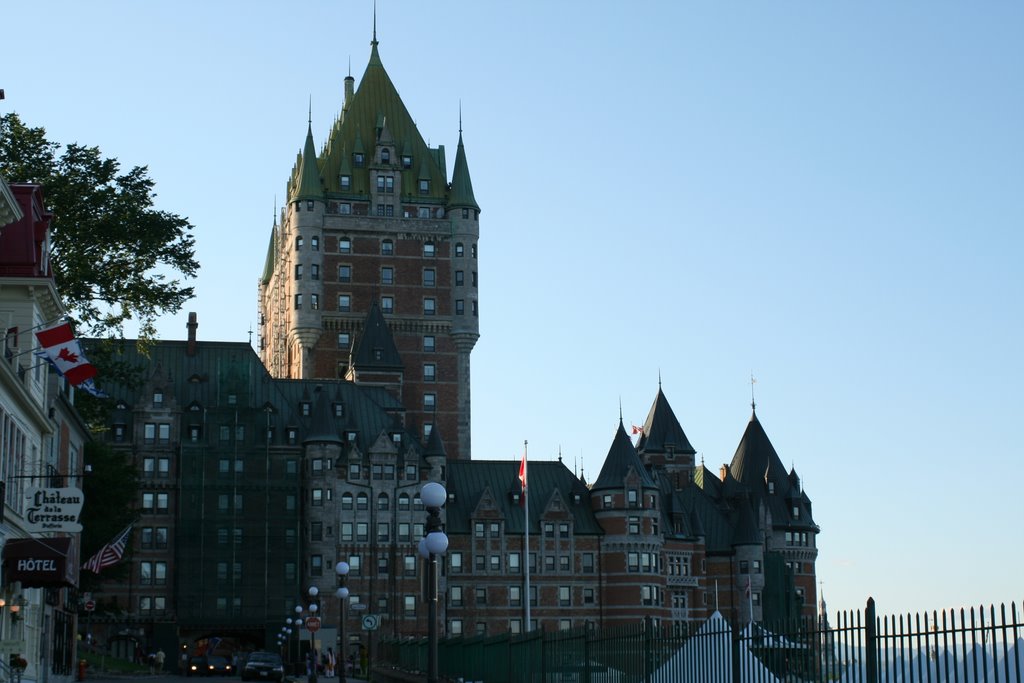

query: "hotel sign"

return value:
[22, 487, 84, 533]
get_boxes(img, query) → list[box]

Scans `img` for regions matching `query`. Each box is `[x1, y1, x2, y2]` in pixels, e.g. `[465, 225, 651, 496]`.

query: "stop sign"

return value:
[84, 600, 96, 612]
[305, 616, 321, 633]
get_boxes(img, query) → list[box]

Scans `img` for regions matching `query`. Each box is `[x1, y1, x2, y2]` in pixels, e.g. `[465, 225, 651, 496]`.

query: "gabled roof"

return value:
[350, 301, 403, 371]
[318, 41, 448, 200]
[448, 132, 479, 210]
[592, 421, 657, 491]
[445, 460, 603, 536]
[636, 387, 696, 456]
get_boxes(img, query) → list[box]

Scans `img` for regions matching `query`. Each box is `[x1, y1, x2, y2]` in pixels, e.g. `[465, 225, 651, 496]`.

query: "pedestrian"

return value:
[326, 647, 335, 677]
[155, 648, 165, 673]
[148, 652, 156, 674]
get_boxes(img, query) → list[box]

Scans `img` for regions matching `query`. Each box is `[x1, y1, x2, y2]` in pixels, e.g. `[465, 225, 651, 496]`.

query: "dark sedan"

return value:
[240, 652, 285, 682]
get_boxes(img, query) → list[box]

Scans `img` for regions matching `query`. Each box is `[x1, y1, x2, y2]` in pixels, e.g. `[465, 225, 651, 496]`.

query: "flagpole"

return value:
[523, 440, 530, 632]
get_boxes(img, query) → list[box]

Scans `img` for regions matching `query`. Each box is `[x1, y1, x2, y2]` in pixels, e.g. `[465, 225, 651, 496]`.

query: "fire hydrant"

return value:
[77, 659, 86, 681]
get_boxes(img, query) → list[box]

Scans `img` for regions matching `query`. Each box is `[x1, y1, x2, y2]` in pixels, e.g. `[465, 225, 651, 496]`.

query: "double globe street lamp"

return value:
[335, 561, 350, 676]
[418, 482, 448, 683]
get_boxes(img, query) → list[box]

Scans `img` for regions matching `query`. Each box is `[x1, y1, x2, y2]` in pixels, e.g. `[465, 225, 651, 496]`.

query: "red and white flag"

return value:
[82, 525, 133, 574]
[631, 424, 643, 435]
[34, 321, 97, 385]
[517, 448, 527, 506]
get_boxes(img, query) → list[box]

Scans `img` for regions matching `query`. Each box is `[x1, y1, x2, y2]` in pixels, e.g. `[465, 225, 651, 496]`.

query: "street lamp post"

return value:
[419, 482, 448, 683]
[307, 587, 320, 683]
[335, 561, 350, 677]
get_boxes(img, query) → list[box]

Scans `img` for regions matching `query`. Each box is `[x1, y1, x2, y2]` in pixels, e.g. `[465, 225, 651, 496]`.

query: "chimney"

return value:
[343, 75, 355, 112]
[186, 312, 198, 356]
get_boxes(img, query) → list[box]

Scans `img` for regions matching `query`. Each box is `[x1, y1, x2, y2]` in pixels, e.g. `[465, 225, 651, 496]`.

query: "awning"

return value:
[2, 537, 76, 588]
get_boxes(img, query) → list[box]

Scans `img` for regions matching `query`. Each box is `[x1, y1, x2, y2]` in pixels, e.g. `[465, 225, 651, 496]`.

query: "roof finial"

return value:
[658, 368, 662, 389]
[348, 55, 352, 78]
[248, 324, 253, 345]
[750, 372, 757, 413]
[308, 96, 312, 127]
[618, 397, 623, 423]
[459, 99, 463, 135]
[558, 446, 562, 463]
[372, 0, 378, 45]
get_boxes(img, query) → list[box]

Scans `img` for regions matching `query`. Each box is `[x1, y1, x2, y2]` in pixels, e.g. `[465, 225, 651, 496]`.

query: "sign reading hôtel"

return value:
[22, 487, 84, 533]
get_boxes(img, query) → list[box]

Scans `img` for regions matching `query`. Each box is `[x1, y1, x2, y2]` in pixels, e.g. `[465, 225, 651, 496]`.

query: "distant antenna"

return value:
[248, 325, 253, 344]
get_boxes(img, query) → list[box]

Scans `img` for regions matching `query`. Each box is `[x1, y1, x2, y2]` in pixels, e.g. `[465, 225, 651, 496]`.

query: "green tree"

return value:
[78, 440, 138, 594]
[0, 112, 198, 340]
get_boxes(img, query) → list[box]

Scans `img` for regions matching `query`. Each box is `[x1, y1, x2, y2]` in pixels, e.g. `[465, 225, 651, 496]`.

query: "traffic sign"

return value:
[305, 616, 321, 633]
[84, 600, 96, 612]
[350, 603, 367, 611]
[361, 615, 380, 631]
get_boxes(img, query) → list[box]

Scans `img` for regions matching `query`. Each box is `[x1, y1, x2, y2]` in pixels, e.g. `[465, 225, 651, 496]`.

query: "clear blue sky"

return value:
[5, 1, 1022, 618]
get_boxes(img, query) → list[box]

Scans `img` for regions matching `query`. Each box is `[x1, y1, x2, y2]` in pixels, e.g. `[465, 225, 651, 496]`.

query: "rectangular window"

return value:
[295, 264, 303, 280]
[417, 207, 430, 219]
[419, 179, 429, 194]
[559, 586, 570, 606]
[423, 242, 435, 257]
[338, 295, 351, 312]
[339, 237, 352, 253]
[310, 293, 319, 310]
[339, 264, 352, 282]
[424, 364, 436, 382]
[337, 333, 350, 348]
[450, 552, 462, 573]
[423, 298, 436, 316]
[381, 266, 394, 285]
[340, 175, 351, 190]
[144, 423, 156, 444]
[311, 555, 323, 576]
[455, 299, 465, 315]
[423, 268, 436, 287]
[294, 294, 302, 309]
[423, 393, 436, 409]
[310, 264, 320, 280]
[475, 588, 487, 606]
[423, 335, 435, 352]
[455, 270, 464, 286]
[381, 239, 394, 255]
[381, 296, 394, 313]
[450, 586, 463, 607]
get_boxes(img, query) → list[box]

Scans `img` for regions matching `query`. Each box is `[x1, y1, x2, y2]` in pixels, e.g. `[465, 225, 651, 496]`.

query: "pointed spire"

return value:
[350, 301, 403, 371]
[592, 421, 657, 491]
[303, 385, 343, 445]
[293, 120, 324, 203]
[372, 0, 378, 46]
[448, 122, 479, 210]
[424, 420, 447, 459]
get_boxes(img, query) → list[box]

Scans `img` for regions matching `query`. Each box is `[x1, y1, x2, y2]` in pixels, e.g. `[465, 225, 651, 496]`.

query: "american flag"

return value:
[82, 525, 133, 573]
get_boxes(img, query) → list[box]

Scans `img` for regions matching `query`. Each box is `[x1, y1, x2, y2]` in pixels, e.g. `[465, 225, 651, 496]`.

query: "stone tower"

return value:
[258, 33, 480, 460]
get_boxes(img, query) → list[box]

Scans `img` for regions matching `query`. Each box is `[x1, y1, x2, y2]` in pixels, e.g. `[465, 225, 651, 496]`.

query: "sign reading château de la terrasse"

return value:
[22, 487, 84, 533]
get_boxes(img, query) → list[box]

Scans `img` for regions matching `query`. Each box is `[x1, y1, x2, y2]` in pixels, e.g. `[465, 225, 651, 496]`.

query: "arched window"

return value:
[398, 493, 410, 511]
[378, 493, 390, 511]
[341, 493, 353, 510]
[357, 493, 368, 510]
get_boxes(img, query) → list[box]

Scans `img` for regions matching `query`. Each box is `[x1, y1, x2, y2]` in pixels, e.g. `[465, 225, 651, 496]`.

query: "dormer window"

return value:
[153, 391, 163, 407]
[419, 179, 429, 194]
[340, 175, 351, 190]
[354, 153, 365, 167]
[401, 155, 412, 169]
[792, 506, 800, 519]
[301, 402, 311, 416]
[768, 481, 775, 494]
[227, 394, 237, 405]
[381, 148, 391, 164]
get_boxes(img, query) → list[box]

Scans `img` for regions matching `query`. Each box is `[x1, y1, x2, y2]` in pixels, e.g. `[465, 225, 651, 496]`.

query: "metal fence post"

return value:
[865, 597, 877, 683]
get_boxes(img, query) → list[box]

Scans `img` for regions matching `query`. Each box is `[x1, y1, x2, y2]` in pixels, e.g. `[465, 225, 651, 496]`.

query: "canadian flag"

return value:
[631, 424, 643, 435]
[517, 448, 527, 506]
[35, 322, 97, 385]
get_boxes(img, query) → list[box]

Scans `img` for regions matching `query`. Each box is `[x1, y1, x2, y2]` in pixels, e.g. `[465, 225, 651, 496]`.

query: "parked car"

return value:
[186, 655, 233, 676]
[240, 652, 285, 682]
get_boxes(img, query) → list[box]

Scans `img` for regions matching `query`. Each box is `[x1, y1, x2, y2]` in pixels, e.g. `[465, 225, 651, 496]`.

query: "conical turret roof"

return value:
[303, 385, 342, 445]
[448, 132, 479, 210]
[293, 123, 324, 203]
[351, 301, 403, 371]
[636, 387, 696, 456]
[592, 421, 657, 491]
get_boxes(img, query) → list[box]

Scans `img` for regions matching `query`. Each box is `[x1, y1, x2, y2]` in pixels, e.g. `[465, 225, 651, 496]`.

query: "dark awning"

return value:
[2, 537, 76, 588]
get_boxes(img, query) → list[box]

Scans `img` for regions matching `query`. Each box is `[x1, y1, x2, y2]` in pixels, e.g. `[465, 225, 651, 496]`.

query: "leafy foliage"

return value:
[79, 440, 139, 592]
[0, 112, 199, 340]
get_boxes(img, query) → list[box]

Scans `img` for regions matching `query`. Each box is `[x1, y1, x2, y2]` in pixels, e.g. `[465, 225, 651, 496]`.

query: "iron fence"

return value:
[377, 599, 1023, 683]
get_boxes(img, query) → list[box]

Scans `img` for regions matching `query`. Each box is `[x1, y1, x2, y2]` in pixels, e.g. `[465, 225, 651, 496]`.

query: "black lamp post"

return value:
[306, 587, 320, 683]
[419, 482, 448, 683]
[335, 561, 350, 676]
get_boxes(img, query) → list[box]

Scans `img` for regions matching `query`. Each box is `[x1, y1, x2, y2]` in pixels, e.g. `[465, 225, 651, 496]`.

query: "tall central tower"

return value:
[258, 34, 480, 460]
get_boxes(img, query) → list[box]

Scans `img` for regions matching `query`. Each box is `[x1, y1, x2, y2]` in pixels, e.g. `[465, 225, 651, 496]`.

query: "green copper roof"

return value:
[592, 420, 658, 491]
[351, 301, 403, 371]
[293, 123, 325, 202]
[319, 42, 448, 200]
[448, 132, 479, 210]
[260, 228, 276, 285]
